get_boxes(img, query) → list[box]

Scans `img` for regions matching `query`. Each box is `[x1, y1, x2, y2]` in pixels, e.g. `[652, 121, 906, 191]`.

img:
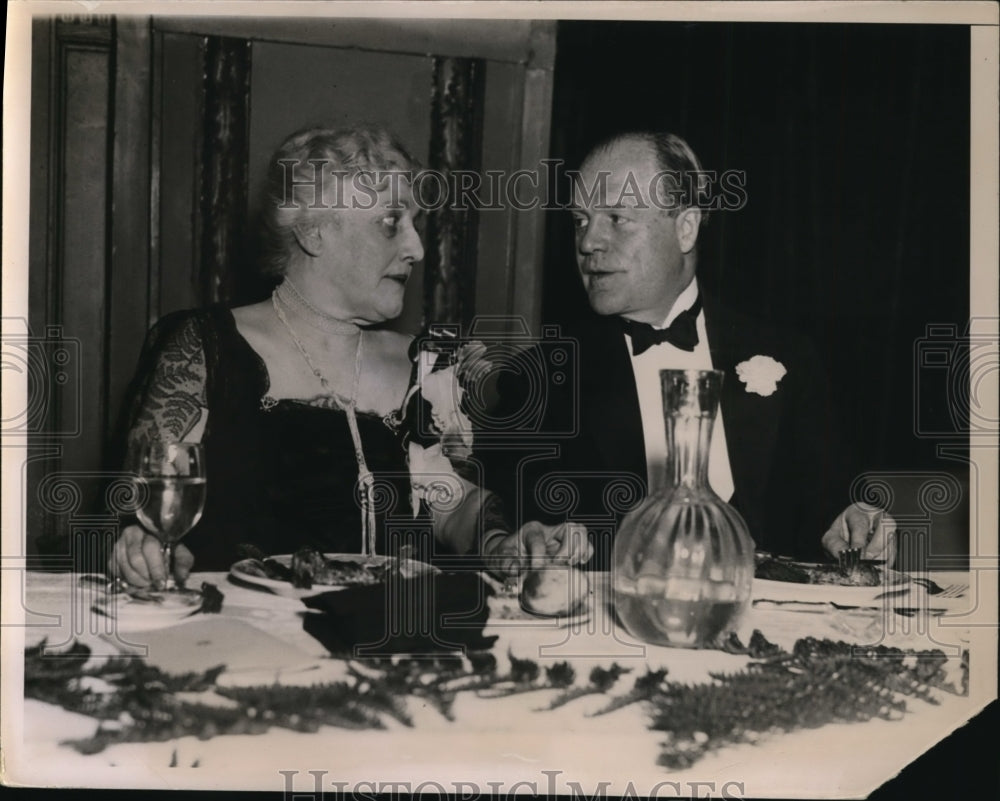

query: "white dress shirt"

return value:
[624, 280, 735, 500]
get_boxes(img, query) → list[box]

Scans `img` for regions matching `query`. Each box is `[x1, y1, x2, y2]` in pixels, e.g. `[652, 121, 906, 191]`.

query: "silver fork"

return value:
[910, 577, 968, 598]
[838, 547, 863, 572]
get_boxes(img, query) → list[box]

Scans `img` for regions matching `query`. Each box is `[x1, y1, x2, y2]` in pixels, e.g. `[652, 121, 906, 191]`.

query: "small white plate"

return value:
[228, 553, 438, 599]
[91, 589, 204, 632]
[487, 594, 594, 628]
[484, 569, 597, 627]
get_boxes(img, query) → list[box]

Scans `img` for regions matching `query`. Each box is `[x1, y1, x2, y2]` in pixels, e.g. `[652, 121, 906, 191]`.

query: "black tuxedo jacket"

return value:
[483, 296, 853, 566]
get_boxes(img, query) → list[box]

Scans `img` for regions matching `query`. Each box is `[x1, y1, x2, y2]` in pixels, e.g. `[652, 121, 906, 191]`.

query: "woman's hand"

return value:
[519, 521, 593, 567]
[484, 521, 592, 576]
[107, 524, 194, 589]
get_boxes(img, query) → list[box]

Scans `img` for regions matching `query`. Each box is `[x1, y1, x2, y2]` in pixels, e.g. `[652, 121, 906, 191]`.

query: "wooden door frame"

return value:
[144, 15, 556, 332]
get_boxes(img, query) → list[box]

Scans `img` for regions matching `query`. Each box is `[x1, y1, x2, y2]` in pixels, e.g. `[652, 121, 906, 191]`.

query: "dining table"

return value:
[3, 562, 994, 798]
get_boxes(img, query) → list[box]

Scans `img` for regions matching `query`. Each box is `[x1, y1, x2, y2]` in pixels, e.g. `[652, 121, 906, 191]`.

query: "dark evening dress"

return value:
[117, 305, 464, 570]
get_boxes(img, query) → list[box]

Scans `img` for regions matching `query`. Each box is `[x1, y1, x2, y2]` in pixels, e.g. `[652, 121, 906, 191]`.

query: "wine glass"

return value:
[129, 441, 207, 595]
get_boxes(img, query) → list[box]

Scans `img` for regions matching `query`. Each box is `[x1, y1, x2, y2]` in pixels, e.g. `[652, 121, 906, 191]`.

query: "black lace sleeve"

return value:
[117, 312, 209, 457]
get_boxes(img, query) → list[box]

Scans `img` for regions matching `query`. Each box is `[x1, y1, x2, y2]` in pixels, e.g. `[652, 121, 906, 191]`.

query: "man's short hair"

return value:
[585, 131, 710, 225]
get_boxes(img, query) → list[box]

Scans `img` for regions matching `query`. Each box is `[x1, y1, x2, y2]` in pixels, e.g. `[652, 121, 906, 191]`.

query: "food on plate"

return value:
[290, 548, 389, 589]
[235, 543, 295, 582]
[237, 557, 294, 582]
[520, 567, 591, 616]
[754, 556, 882, 587]
[236, 546, 428, 589]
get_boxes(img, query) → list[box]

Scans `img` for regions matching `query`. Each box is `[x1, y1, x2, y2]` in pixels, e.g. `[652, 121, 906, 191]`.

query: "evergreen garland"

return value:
[649, 636, 965, 768]
[24, 631, 967, 768]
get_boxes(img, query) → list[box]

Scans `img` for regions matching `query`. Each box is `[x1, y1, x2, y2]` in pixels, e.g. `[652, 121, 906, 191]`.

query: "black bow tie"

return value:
[621, 295, 702, 355]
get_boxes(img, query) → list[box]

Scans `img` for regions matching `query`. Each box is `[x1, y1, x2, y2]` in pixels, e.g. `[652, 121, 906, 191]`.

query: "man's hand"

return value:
[821, 503, 897, 567]
[107, 524, 194, 589]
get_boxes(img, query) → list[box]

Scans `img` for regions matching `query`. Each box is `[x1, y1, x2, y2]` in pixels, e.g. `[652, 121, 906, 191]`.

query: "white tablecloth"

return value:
[4, 569, 994, 797]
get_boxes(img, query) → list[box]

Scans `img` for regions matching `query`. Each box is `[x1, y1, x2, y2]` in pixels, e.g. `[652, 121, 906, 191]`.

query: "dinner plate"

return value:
[752, 561, 914, 606]
[228, 553, 438, 599]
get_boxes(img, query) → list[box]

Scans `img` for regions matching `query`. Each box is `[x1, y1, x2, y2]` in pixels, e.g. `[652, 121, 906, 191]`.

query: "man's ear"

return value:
[292, 219, 324, 257]
[674, 207, 702, 254]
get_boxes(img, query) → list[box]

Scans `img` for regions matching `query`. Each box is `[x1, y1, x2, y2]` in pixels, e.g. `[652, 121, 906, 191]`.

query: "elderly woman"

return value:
[109, 124, 589, 588]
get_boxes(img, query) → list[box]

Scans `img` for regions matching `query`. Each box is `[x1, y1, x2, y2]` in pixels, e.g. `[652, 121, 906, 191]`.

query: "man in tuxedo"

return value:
[488, 131, 894, 569]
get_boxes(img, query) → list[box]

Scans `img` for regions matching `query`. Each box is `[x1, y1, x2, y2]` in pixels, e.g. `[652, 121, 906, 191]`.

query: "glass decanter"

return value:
[613, 369, 755, 648]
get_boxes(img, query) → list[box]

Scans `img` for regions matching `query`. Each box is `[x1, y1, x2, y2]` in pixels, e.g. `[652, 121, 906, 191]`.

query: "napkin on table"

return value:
[301, 571, 498, 657]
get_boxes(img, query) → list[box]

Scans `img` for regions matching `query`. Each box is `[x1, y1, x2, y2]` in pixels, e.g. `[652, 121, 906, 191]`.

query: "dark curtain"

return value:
[544, 22, 970, 475]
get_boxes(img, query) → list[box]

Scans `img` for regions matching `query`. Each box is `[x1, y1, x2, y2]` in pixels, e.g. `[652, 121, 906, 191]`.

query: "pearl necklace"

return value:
[273, 277, 361, 334]
[271, 290, 377, 557]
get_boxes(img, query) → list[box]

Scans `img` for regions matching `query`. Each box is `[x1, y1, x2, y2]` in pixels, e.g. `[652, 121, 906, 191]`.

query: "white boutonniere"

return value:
[735, 355, 787, 397]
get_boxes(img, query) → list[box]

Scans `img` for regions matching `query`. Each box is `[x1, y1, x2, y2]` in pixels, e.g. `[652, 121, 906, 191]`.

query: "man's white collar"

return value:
[658, 279, 700, 329]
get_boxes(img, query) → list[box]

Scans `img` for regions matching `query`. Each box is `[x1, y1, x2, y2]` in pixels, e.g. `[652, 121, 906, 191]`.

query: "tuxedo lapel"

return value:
[577, 316, 647, 485]
[574, 300, 787, 519]
[702, 296, 783, 512]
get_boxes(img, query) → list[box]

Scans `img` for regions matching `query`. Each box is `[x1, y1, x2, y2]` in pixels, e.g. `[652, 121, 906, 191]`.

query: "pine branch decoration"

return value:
[25, 630, 967, 769]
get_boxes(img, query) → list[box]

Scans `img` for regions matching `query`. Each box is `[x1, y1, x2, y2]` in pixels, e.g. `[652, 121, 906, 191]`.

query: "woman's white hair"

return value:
[259, 123, 421, 277]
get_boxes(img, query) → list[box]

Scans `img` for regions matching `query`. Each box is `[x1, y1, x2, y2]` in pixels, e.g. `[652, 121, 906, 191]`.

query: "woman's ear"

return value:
[292, 220, 324, 257]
